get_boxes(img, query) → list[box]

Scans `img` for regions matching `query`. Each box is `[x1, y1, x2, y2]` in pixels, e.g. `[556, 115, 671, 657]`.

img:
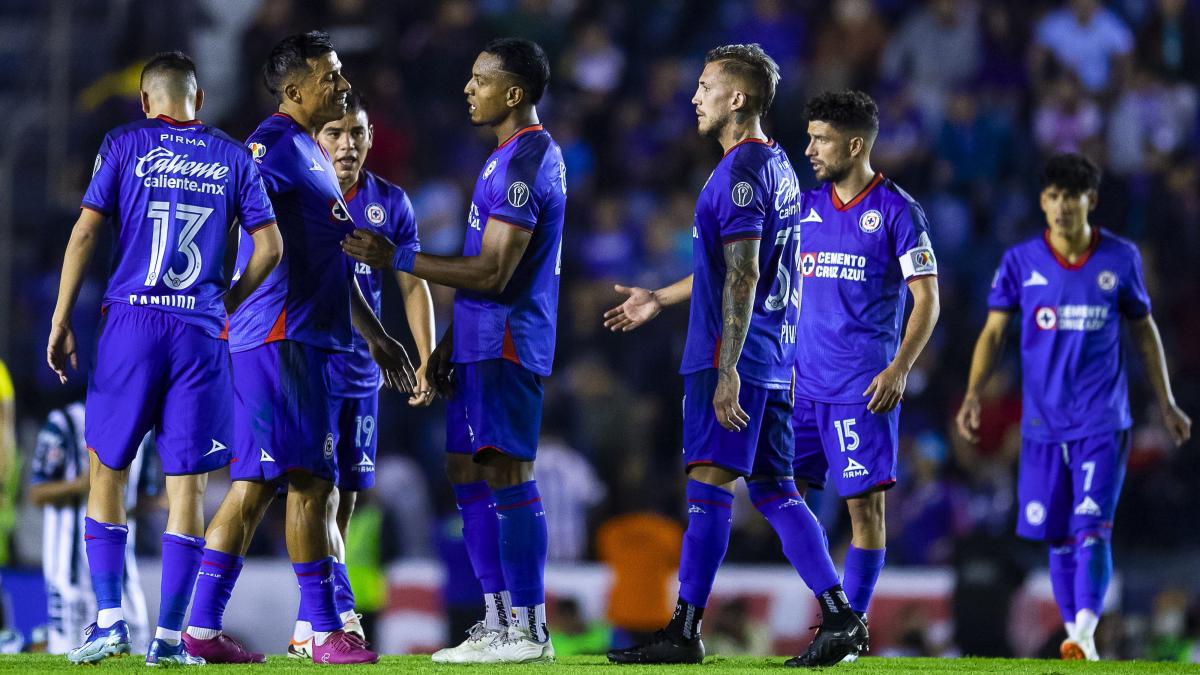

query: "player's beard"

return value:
[817, 159, 852, 184]
[699, 110, 732, 139]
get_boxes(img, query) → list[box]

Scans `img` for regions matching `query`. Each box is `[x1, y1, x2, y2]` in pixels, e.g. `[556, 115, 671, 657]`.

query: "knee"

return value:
[478, 452, 532, 489]
[746, 478, 802, 515]
[446, 453, 485, 484]
[289, 476, 334, 512]
[848, 494, 885, 532]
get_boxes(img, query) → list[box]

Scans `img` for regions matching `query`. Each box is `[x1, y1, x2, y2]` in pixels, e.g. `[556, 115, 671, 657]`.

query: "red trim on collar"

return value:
[497, 124, 544, 149]
[343, 177, 363, 202]
[156, 114, 202, 126]
[1043, 228, 1100, 270]
[831, 172, 884, 211]
[722, 137, 774, 158]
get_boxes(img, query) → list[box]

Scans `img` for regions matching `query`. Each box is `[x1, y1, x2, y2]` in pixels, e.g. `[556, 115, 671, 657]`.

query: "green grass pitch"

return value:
[0, 655, 1198, 673]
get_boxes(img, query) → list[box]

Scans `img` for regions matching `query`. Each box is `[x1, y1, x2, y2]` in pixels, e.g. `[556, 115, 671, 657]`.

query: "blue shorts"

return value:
[446, 359, 543, 461]
[1016, 430, 1130, 543]
[791, 397, 899, 498]
[230, 340, 339, 483]
[681, 369, 793, 478]
[85, 303, 232, 475]
[335, 393, 378, 491]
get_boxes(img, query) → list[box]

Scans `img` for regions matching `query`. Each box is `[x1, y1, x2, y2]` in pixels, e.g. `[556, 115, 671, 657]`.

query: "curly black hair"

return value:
[804, 90, 879, 137]
[1041, 153, 1101, 194]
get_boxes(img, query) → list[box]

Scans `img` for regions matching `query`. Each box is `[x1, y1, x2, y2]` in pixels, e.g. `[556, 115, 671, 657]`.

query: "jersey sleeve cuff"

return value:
[721, 233, 762, 245]
[987, 304, 1017, 312]
[80, 203, 110, 216]
[243, 219, 277, 234]
[489, 215, 536, 232]
[905, 273, 937, 284]
[393, 247, 417, 273]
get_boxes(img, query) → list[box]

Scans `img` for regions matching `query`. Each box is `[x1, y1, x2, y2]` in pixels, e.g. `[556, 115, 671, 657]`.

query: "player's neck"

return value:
[831, 163, 876, 204]
[1048, 222, 1093, 259]
[718, 119, 767, 154]
[493, 108, 541, 146]
[339, 172, 359, 195]
[146, 105, 196, 123]
[277, 103, 322, 137]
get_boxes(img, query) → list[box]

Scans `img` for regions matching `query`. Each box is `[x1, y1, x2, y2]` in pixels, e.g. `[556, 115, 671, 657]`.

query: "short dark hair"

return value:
[805, 90, 880, 139]
[1041, 153, 1101, 194]
[262, 31, 335, 101]
[704, 43, 781, 116]
[344, 90, 368, 116]
[483, 37, 550, 105]
[141, 51, 197, 90]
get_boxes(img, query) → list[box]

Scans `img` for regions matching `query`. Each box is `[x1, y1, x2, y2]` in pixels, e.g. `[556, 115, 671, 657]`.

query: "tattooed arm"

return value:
[713, 239, 760, 431]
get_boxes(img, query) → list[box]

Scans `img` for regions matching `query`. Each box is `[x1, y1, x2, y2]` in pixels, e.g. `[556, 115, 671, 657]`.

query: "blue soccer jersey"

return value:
[452, 124, 566, 376]
[988, 229, 1151, 441]
[328, 170, 420, 397]
[228, 113, 357, 352]
[680, 138, 803, 389]
[792, 174, 937, 403]
[81, 115, 276, 338]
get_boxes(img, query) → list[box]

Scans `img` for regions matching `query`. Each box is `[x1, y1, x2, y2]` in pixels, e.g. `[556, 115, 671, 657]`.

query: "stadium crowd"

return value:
[1, 0, 1198, 661]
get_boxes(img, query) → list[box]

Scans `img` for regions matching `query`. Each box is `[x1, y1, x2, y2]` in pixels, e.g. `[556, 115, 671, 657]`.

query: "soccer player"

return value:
[956, 153, 1191, 661]
[791, 90, 940, 659]
[45, 51, 283, 666]
[343, 37, 565, 663]
[283, 90, 436, 658]
[602, 45, 867, 667]
[181, 32, 412, 666]
[29, 404, 153, 654]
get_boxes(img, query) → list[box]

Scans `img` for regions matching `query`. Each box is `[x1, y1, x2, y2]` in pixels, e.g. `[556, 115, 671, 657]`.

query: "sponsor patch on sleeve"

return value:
[899, 245, 937, 278]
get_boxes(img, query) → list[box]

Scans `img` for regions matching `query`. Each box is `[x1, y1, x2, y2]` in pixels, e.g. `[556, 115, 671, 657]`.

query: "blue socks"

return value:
[333, 561, 355, 616]
[678, 480, 734, 607]
[294, 557, 341, 632]
[188, 548, 243, 630]
[159, 532, 205, 634]
[1074, 530, 1112, 615]
[1049, 541, 1078, 624]
[842, 545, 886, 614]
[453, 481, 506, 594]
[494, 481, 548, 608]
[747, 480, 841, 596]
[84, 518, 127, 617]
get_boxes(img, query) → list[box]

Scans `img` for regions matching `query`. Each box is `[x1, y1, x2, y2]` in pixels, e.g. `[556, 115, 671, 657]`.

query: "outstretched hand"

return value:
[603, 284, 662, 332]
[46, 323, 78, 384]
[342, 229, 397, 269]
[369, 335, 418, 393]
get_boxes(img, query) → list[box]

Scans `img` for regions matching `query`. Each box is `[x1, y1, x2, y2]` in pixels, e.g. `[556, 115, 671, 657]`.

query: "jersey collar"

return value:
[497, 124, 544, 150]
[722, 137, 774, 158]
[343, 175, 364, 202]
[155, 114, 202, 126]
[1043, 227, 1101, 270]
[830, 172, 884, 211]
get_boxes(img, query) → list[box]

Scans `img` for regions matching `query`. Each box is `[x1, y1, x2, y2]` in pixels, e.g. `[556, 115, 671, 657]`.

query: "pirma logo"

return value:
[859, 209, 882, 233]
[843, 457, 869, 478]
[731, 181, 754, 207]
[507, 181, 530, 208]
[365, 202, 387, 226]
[1035, 306, 1057, 330]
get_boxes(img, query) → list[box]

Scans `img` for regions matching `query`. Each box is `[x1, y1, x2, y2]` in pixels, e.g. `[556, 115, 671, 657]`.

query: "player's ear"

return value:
[730, 90, 746, 113]
[284, 80, 302, 106]
[506, 85, 524, 109]
[194, 88, 205, 115]
[848, 135, 864, 158]
[366, 123, 374, 147]
[140, 90, 151, 116]
[1086, 189, 1098, 211]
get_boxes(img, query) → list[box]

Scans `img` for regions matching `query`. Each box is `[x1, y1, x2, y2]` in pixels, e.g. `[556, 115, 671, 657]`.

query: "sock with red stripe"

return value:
[84, 517, 127, 627]
[747, 479, 840, 596]
[157, 532, 205, 641]
[294, 557, 341, 632]
[678, 480, 734, 609]
[1074, 529, 1112, 616]
[187, 548, 242, 632]
[494, 480, 548, 639]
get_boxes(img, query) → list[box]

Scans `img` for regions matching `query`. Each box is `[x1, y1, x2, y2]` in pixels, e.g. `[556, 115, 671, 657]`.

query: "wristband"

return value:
[393, 248, 416, 273]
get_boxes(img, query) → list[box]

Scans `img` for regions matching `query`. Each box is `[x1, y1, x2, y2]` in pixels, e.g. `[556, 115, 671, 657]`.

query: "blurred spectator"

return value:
[547, 598, 610, 656]
[1106, 64, 1194, 176]
[0, 358, 14, 567]
[536, 434, 606, 562]
[807, 0, 889, 95]
[1135, 0, 1200, 88]
[597, 511, 682, 648]
[881, 0, 981, 127]
[706, 596, 771, 656]
[1033, 73, 1103, 156]
[1031, 0, 1133, 96]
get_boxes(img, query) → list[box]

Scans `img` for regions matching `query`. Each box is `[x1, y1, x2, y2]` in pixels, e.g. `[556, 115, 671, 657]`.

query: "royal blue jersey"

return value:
[81, 115, 276, 338]
[452, 125, 566, 376]
[793, 175, 937, 403]
[328, 171, 420, 397]
[228, 113, 356, 353]
[988, 229, 1150, 442]
[681, 139, 803, 389]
